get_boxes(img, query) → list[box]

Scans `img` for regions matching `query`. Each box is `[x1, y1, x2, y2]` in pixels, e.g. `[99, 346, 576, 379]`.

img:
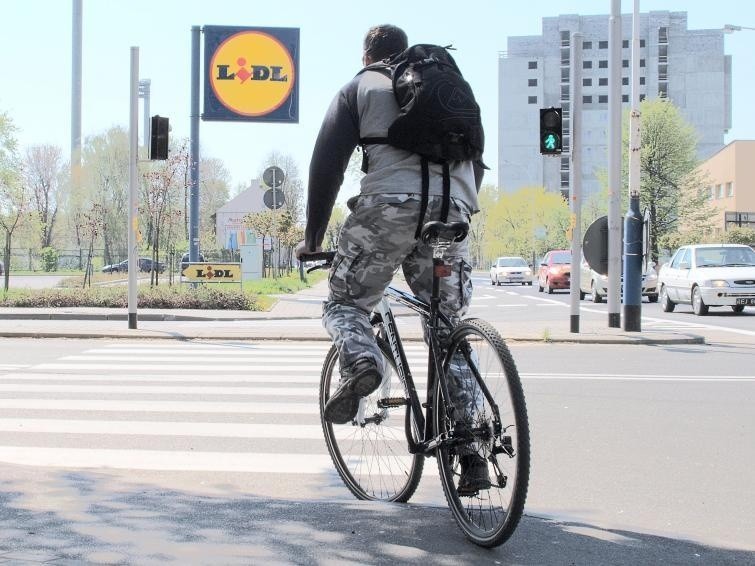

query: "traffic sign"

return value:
[263, 188, 285, 209]
[263, 166, 285, 188]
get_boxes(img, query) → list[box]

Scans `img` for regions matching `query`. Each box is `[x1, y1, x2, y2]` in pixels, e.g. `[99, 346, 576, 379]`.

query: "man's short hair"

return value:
[363, 25, 408, 62]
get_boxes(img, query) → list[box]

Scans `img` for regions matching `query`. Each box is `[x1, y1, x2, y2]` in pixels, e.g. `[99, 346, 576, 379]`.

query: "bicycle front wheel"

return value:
[320, 337, 424, 502]
[435, 318, 530, 547]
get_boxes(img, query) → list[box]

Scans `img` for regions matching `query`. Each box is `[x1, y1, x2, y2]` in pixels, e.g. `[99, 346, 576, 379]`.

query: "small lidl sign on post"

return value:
[203, 26, 299, 122]
[181, 262, 242, 283]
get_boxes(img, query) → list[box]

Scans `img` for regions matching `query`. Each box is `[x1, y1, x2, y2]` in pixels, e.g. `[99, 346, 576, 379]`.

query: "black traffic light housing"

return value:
[150, 115, 169, 160]
[539, 107, 563, 155]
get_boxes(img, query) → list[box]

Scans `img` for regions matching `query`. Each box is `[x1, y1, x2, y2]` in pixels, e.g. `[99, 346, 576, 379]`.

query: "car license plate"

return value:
[735, 298, 755, 306]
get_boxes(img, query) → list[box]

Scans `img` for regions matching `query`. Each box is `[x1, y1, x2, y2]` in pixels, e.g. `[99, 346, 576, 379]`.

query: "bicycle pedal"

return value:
[377, 397, 408, 408]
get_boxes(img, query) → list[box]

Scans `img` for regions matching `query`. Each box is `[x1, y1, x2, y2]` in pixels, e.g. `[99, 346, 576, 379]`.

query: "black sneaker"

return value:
[324, 359, 382, 424]
[457, 454, 492, 496]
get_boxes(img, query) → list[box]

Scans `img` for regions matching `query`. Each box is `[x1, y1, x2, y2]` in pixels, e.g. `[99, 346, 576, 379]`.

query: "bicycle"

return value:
[302, 220, 530, 548]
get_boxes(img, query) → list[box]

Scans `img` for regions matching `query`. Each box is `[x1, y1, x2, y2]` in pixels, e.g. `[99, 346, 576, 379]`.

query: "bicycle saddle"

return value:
[420, 221, 469, 244]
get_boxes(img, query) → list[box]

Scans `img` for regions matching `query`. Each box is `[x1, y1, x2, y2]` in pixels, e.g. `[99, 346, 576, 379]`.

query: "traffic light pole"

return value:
[569, 33, 583, 333]
[189, 26, 201, 268]
[623, 0, 643, 331]
[607, 0, 622, 328]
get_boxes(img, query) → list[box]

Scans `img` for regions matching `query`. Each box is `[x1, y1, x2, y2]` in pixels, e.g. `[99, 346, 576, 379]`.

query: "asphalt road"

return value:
[0, 336, 752, 564]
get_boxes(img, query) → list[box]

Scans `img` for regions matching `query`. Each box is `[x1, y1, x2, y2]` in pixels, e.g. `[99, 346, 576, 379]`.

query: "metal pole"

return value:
[623, 0, 643, 331]
[569, 33, 583, 333]
[128, 47, 139, 329]
[607, 0, 622, 328]
[190, 26, 201, 264]
[71, 0, 82, 186]
[272, 168, 277, 276]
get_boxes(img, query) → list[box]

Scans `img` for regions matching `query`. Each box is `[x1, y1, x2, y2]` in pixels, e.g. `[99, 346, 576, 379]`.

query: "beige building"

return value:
[697, 140, 755, 235]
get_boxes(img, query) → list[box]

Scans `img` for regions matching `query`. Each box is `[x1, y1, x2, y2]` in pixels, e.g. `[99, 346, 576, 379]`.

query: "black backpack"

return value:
[358, 44, 485, 237]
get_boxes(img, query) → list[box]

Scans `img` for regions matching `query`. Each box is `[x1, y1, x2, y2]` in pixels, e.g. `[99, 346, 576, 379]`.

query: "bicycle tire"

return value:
[320, 337, 424, 502]
[434, 318, 530, 547]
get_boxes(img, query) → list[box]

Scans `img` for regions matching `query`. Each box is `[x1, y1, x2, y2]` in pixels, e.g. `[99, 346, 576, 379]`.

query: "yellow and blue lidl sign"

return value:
[203, 26, 299, 123]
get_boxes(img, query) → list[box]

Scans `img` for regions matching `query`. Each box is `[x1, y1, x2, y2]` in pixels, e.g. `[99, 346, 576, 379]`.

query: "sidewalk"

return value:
[0, 278, 705, 344]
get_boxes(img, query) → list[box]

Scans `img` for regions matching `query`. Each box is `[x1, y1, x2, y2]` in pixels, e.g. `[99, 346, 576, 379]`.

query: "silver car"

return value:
[658, 244, 755, 315]
[579, 258, 659, 303]
[490, 256, 533, 286]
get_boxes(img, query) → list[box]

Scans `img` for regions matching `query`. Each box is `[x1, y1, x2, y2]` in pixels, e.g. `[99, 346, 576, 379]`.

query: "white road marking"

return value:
[0, 446, 337, 474]
[0, 399, 318, 414]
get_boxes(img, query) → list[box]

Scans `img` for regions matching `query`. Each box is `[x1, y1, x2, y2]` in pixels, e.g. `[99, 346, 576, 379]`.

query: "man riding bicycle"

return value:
[296, 24, 487, 494]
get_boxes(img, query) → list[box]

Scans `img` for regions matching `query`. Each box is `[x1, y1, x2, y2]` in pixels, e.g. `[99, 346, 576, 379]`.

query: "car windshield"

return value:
[498, 258, 527, 267]
[550, 252, 571, 264]
[695, 247, 755, 267]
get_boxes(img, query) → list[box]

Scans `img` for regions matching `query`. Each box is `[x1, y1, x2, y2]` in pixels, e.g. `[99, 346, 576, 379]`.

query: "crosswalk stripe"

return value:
[0, 418, 408, 440]
[0, 446, 337, 474]
[0, 399, 318, 414]
[0, 384, 320, 395]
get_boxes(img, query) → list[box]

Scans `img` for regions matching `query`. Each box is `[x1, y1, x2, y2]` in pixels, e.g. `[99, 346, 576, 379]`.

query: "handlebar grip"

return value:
[299, 251, 336, 263]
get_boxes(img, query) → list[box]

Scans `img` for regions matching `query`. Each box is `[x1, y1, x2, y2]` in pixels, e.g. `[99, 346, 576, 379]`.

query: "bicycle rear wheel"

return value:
[434, 318, 530, 547]
[320, 337, 424, 502]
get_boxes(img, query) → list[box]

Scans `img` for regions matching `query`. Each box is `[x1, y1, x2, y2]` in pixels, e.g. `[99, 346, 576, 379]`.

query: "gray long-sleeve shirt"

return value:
[305, 66, 483, 250]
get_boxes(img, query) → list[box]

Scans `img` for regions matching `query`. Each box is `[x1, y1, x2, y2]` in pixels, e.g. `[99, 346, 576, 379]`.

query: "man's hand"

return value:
[295, 240, 322, 260]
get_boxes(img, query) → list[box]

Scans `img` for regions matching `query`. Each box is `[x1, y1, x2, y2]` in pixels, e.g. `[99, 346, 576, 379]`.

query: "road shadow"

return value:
[0, 470, 752, 565]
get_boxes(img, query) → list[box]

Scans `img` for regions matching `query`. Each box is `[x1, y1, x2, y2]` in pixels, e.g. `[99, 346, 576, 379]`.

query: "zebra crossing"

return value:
[0, 340, 429, 475]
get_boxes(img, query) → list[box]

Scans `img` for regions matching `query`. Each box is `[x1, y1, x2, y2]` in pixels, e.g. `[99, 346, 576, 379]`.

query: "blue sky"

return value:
[2, 1, 753, 201]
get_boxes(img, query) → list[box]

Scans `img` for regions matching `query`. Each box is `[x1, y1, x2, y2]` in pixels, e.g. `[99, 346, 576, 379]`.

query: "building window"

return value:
[622, 77, 629, 86]
[639, 94, 646, 101]
[599, 40, 608, 49]
[561, 85, 570, 100]
[640, 39, 646, 47]
[599, 60, 608, 68]
[528, 61, 538, 69]
[583, 78, 592, 87]
[598, 95, 608, 103]
[622, 94, 629, 103]
[561, 67, 570, 82]
[599, 77, 608, 86]
[528, 78, 538, 87]
[717, 184, 724, 198]
[640, 76, 645, 85]
[583, 95, 593, 104]
[528, 95, 538, 104]
[583, 60, 593, 69]
[622, 59, 629, 68]
[623, 40, 629, 48]
[583, 41, 592, 49]
[659, 83, 668, 98]
[640, 59, 646, 67]
[709, 187, 715, 200]
[726, 182, 734, 197]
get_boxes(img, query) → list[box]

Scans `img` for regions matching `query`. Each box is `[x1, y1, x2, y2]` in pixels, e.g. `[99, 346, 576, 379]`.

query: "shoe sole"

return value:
[324, 369, 382, 424]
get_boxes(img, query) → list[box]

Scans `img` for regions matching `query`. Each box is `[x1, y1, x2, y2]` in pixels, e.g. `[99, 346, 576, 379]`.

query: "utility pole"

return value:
[189, 26, 201, 266]
[607, 0, 622, 327]
[128, 47, 139, 330]
[623, 0, 643, 331]
[569, 33, 583, 333]
[71, 0, 82, 187]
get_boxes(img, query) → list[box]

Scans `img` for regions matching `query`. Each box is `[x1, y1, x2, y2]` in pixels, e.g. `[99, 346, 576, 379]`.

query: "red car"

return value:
[537, 250, 572, 293]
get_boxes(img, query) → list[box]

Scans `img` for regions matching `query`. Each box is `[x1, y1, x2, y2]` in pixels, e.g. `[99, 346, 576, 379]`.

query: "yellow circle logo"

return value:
[209, 31, 295, 117]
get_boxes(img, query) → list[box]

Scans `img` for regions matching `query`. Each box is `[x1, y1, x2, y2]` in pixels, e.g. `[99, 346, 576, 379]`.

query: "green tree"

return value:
[623, 99, 715, 261]
[23, 144, 66, 249]
[0, 112, 32, 291]
[483, 186, 570, 265]
[323, 203, 348, 251]
[723, 227, 755, 247]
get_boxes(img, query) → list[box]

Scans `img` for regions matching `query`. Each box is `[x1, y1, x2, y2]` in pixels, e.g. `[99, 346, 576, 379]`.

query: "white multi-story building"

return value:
[498, 11, 731, 197]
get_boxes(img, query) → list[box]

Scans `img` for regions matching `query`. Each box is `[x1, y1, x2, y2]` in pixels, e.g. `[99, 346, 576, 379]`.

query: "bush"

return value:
[0, 285, 266, 310]
[40, 247, 59, 272]
[724, 227, 755, 247]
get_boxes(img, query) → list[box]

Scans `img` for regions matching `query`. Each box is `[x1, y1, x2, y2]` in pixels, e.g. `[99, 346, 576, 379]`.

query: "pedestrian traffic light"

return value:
[539, 107, 563, 155]
[150, 115, 169, 160]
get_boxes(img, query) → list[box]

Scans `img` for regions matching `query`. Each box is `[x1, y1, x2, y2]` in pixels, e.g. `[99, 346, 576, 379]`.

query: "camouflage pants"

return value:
[323, 194, 482, 424]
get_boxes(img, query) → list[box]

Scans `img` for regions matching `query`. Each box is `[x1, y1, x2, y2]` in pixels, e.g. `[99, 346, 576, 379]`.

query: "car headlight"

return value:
[702, 279, 729, 287]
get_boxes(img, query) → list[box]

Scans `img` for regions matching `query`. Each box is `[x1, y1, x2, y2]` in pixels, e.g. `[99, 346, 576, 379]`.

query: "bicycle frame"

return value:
[372, 257, 503, 456]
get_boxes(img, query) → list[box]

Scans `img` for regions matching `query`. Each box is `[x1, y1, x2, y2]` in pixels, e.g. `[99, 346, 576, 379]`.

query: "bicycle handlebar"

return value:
[300, 251, 336, 272]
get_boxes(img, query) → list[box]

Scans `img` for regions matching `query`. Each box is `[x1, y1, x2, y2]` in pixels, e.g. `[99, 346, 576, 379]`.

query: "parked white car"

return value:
[579, 257, 659, 303]
[490, 256, 532, 286]
[658, 244, 755, 315]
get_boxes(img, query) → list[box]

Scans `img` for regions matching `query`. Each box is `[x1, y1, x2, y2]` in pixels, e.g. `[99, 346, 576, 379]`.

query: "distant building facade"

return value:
[696, 140, 755, 236]
[499, 11, 732, 197]
[215, 178, 265, 250]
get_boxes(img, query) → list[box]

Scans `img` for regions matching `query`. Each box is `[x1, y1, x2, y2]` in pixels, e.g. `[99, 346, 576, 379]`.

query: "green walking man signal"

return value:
[539, 107, 563, 155]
